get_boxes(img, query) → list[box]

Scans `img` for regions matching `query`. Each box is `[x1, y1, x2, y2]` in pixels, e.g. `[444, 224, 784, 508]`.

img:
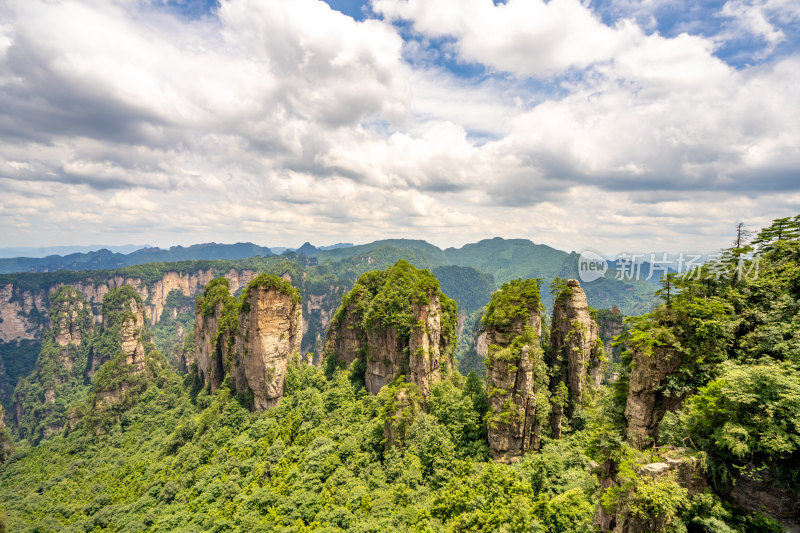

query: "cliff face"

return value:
[233, 282, 302, 410]
[596, 306, 624, 364]
[324, 289, 367, 369]
[624, 345, 685, 448]
[12, 286, 94, 439]
[486, 345, 543, 461]
[481, 278, 547, 462]
[92, 286, 155, 409]
[0, 283, 46, 343]
[549, 279, 603, 438]
[303, 284, 344, 357]
[0, 268, 259, 345]
[0, 404, 11, 463]
[323, 261, 457, 397]
[195, 299, 226, 391]
[0, 268, 264, 409]
[117, 301, 146, 373]
[195, 275, 302, 410]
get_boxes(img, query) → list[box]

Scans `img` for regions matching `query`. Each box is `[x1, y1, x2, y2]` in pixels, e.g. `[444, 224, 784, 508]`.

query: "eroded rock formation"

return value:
[0, 404, 11, 463]
[597, 449, 708, 533]
[233, 281, 302, 409]
[549, 279, 603, 438]
[195, 274, 302, 410]
[481, 278, 546, 461]
[323, 261, 457, 397]
[92, 286, 156, 409]
[625, 345, 685, 448]
[12, 286, 94, 439]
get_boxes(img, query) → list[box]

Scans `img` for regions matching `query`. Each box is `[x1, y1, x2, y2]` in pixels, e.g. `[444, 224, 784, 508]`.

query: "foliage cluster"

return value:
[481, 278, 542, 331]
[0, 361, 601, 532]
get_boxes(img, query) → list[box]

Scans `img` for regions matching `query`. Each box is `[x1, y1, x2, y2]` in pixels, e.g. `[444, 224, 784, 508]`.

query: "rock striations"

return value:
[323, 261, 457, 398]
[91, 286, 159, 410]
[548, 279, 604, 438]
[195, 274, 302, 410]
[481, 278, 547, 462]
[624, 344, 685, 448]
[12, 286, 94, 440]
[0, 404, 11, 463]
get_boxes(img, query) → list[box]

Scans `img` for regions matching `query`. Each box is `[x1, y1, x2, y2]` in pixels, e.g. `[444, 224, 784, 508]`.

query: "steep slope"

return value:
[323, 260, 458, 397]
[481, 278, 549, 461]
[195, 275, 302, 409]
[548, 279, 604, 438]
[12, 286, 93, 441]
[0, 257, 302, 407]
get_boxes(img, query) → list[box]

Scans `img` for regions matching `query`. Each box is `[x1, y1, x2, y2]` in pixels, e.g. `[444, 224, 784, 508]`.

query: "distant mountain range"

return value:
[0, 244, 147, 259]
[0, 242, 273, 274]
[0, 242, 364, 273]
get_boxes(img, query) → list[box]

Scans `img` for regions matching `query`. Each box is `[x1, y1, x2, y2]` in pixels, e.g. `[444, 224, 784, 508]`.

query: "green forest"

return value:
[0, 216, 798, 532]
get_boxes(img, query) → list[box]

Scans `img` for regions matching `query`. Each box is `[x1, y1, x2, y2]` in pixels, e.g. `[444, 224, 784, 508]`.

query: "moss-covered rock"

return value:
[481, 278, 549, 461]
[324, 260, 458, 397]
[195, 274, 302, 409]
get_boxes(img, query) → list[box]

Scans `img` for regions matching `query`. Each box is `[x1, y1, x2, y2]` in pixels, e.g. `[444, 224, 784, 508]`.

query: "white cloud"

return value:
[372, 0, 642, 76]
[0, 0, 797, 253]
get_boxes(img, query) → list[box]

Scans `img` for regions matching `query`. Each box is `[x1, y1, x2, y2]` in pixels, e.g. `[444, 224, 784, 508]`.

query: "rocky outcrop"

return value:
[0, 404, 11, 463]
[233, 281, 302, 410]
[597, 449, 707, 533]
[549, 279, 603, 438]
[625, 345, 685, 448]
[486, 345, 543, 461]
[596, 306, 624, 364]
[323, 261, 457, 397]
[53, 294, 89, 350]
[729, 466, 800, 528]
[0, 269, 260, 345]
[117, 301, 146, 373]
[481, 278, 546, 461]
[87, 285, 164, 414]
[195, 274, 302, 410]
[195, 297, 227, 390]
[11, 286, 95, 439]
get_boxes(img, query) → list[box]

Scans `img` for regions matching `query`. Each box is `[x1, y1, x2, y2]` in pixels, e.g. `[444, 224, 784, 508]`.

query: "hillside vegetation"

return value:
[3, 218, 797, 531]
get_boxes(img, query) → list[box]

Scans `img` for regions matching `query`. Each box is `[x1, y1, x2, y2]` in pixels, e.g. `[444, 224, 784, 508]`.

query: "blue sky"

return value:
[0, 0, 798, 254]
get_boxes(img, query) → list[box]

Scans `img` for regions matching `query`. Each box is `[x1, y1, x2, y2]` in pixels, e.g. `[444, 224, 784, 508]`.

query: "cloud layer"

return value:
[0, 0, 798, 253]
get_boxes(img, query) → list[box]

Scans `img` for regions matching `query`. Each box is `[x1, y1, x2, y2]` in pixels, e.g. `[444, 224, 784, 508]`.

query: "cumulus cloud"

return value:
[0, 0, 797, 252]
[372, 0, 643, 77]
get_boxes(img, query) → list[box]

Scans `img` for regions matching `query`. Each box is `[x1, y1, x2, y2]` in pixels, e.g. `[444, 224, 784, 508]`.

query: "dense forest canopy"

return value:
[0, 215, 798, 531]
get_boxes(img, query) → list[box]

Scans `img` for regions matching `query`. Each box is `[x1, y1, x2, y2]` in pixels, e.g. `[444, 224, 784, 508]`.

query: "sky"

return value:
[0, 0, 798, 254]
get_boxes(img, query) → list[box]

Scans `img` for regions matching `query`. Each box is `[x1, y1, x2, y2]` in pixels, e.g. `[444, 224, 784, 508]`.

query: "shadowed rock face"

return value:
[323, 261, 456, 397]
[195, 276, 302, 410]
[549, 279, 603, 438]
[328, 294, 453, 397]
[481, 278, 545, 462]
[324, 292, 366, 370]
[195, 300, 226, 391]
[233, 284, 302, 410]
[486, 345, 543, 462]
[0, 405, 10, 463]
[625, 344, 685, 448]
